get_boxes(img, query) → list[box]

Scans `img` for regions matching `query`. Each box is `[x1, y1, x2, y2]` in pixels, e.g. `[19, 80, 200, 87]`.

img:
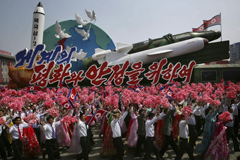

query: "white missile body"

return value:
[30, 2, 45, 49]
[92, 37, 208, 66]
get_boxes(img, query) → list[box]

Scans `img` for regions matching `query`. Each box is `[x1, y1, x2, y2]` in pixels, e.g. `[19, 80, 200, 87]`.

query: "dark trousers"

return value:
[175, 138, 194, 160]
[143, 137, 162, 160]
[12, 139, 22, 160]
[195, 116, 202, 134]
[135, 134, 146, 154]
[2, 129, 13, 155]
[77, 137, 90, 160]
[45, 139, 60, 160]
[226, 127, 240, 151]
[234, 115, 239, 137]
[188, 125, 197, 149]
[113, 137, 124, 160]
[0, 135, 7, 159]
[33, 128, 41, 144]
[161, 132, 178, 156]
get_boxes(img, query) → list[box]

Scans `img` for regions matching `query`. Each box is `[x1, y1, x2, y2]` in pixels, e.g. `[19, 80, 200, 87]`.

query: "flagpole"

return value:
[220, 12, 222, 41]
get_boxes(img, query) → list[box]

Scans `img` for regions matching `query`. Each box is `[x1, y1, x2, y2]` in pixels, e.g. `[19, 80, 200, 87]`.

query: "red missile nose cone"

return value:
[203, 38, 209, 47]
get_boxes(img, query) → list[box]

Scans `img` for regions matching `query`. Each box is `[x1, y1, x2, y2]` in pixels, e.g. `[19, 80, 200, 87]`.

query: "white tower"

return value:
[30, 2, 45, 49]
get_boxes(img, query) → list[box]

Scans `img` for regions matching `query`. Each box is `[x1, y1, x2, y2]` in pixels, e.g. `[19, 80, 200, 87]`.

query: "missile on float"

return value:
[30, 2, 45, 49]
[83, 30, 220, 68]
[128, 30, 221, 54]
[92, 37, 208, 66]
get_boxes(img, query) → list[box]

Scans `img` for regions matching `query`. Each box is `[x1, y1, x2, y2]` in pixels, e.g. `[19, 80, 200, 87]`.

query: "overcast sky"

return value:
[0, 0, 240, 55]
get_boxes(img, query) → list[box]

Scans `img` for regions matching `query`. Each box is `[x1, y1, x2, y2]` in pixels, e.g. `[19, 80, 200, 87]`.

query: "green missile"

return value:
[128, 30, 221, 54]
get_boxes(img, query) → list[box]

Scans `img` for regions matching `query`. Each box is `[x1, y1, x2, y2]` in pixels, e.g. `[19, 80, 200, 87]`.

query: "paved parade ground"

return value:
[5, 123, 240, 160]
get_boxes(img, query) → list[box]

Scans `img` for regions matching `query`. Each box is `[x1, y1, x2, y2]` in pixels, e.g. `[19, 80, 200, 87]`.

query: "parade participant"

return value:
[195, 105, 219, 155]
[7, 116, 29, 160]
[205, 111, 231, 160]
[127, 105, 138, 148]
[160, 106, 179, 157]
[100, 111, 117, 157]
[232, 98, 239, 138]
[188, 112, 198, 150]
[135, 108, 146, 157]
[225, 106, 240, 151]
[172, 105, 182, 140]
[175, 114, 194, 160]
[192, 100, 202, 136]
[143, 109, 163, 160]
[154, 107, 165, 149]
[111, 106, 129, 160]
[40, 115, 61, 160]
[0, 108, 13, 158]
[77, 111, 90, 160]
[0, 109, 10, 160]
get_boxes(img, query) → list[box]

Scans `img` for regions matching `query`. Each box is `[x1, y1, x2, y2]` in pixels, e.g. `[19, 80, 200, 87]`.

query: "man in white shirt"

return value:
[77, 111, 90, 160]
[225, 106, 240, 152]
[40, 115, 61, 160]
[143, 110, 163, 160]
[0, 108, 9, 160]
[7, 116, 28, 160]
[175, 114, 194, 160]
[111, 107, 129, 160]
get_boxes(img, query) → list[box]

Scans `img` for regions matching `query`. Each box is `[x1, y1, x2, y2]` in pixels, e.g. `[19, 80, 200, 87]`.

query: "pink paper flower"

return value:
[0, 117, 6, 125]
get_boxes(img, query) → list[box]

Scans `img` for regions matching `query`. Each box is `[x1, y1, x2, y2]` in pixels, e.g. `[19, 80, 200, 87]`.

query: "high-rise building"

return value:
[230, 42, 240, 62]
[0, 50, 15, 84]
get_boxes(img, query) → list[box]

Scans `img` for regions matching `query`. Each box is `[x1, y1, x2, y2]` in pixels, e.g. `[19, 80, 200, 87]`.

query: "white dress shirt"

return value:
[40, 121, 60, 140]
[225, 113, 234, 127]
[179, 120, 189, 139]
[193, 106, 202, 116]
[202, 103, 210, 118]
[111, 111, 128, 138]
[145, 114, 162, 137]
[232, 104, 238, 116]
[77, 119, 88, 137]
[9, 123, 29, 140]
[0, 125, 4, 136]
[188, 115, 196, 125]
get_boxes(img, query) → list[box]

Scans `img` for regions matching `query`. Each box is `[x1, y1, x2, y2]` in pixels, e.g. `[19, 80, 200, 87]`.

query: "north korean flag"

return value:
[86, 109, 107, 125]
[68, 87, 77, 102]
[192, 24, 205, 32]
[159, 84, 169, 92]
[61, 100, 75, 109]
[204, 14, 221, 29]
[166, 89, 175, 99]
[27, 85, 41, 92]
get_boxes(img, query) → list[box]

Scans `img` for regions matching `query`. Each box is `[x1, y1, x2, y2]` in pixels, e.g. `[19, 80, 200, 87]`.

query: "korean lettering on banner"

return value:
[144, 58, 196, 84]
[14, 44, 196, 87]
[32, 18, 39, 47]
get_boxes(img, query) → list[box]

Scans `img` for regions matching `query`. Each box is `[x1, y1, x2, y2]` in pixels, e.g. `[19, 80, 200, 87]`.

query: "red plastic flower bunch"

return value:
[182, 105, 193, 119]
[60, 115, 72, 124]
[218, 111, 231, 122]
[46, 106, 59, 117]
[23, 113, 38, 125]
[0, 117, 6, 125]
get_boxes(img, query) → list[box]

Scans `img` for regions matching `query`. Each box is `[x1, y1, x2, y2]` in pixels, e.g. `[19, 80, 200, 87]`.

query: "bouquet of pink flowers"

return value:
[182, 105, 193, 119]
[23, 113, 38, 125]
[60, 115, 72, 124]
[0, 117, 6, 125]
[46, 107, 59, 117]
[218, 111, 231, 122]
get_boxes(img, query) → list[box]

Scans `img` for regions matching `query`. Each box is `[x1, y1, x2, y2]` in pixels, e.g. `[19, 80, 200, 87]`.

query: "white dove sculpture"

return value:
[55, 21, 71, 39]
[75, 24, 91, 41]
[67, 46, 87, 61]
[75, 13, 89, 28]
[85, 9, 97, 22]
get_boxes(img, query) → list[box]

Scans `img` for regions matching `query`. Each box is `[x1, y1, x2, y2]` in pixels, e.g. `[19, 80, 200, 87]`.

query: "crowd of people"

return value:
[0, 80, 240, 160]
